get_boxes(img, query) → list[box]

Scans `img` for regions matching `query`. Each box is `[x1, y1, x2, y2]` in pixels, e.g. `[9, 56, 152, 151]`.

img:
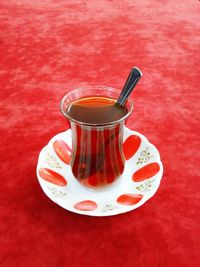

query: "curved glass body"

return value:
[61, 86, 133, 188]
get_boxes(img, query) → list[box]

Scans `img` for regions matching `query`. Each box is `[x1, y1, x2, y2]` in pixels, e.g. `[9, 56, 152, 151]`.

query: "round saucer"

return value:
[36, 127, 163, 216]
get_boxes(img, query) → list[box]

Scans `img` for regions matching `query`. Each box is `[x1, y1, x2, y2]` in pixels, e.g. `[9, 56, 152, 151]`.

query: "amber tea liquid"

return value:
[65, 96, 128, 188]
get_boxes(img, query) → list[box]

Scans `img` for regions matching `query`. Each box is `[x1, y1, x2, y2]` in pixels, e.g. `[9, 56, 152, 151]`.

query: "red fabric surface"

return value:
[0, 1, 200, 266]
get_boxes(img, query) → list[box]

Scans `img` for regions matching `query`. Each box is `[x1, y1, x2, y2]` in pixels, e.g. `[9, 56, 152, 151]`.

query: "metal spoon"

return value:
[116, 67, 142, 106]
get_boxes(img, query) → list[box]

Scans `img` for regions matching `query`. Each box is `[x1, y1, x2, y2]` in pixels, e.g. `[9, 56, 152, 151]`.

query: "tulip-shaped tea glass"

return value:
[60, 86, 133, 188]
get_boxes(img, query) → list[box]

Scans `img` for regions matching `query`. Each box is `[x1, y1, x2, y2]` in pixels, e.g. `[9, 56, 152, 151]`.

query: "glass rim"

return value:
[60, 86, 134, 127]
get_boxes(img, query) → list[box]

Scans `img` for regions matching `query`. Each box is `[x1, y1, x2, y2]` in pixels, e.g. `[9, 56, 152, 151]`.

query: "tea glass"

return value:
[60, 86, 133, 188]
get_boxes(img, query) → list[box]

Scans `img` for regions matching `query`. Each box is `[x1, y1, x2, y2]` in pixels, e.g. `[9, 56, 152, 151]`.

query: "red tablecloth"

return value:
[1, 1, 200, 266]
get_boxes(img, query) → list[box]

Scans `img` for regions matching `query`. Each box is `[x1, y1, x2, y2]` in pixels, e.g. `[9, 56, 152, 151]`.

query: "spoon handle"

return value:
[116, 67, 142, 106]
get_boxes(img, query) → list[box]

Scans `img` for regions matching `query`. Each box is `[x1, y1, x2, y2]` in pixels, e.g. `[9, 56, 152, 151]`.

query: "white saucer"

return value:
[36, 127, 163, 216]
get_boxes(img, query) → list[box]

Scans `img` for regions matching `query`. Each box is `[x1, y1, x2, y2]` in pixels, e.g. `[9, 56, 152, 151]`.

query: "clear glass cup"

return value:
[60, 86, 133, 188]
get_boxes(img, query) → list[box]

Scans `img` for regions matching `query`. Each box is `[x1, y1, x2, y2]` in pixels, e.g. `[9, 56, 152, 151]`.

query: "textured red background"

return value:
[0, 1, 200, 266]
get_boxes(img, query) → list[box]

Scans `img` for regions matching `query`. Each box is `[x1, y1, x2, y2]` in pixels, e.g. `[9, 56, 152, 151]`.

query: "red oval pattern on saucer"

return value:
[74, 200, 97, 211]
[117, 194, 143, 205]
[123, 135, 141, 160]
[38, 168, 67, 186]
[132, 162, 160, 182]
[53, 140, 71, 164]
